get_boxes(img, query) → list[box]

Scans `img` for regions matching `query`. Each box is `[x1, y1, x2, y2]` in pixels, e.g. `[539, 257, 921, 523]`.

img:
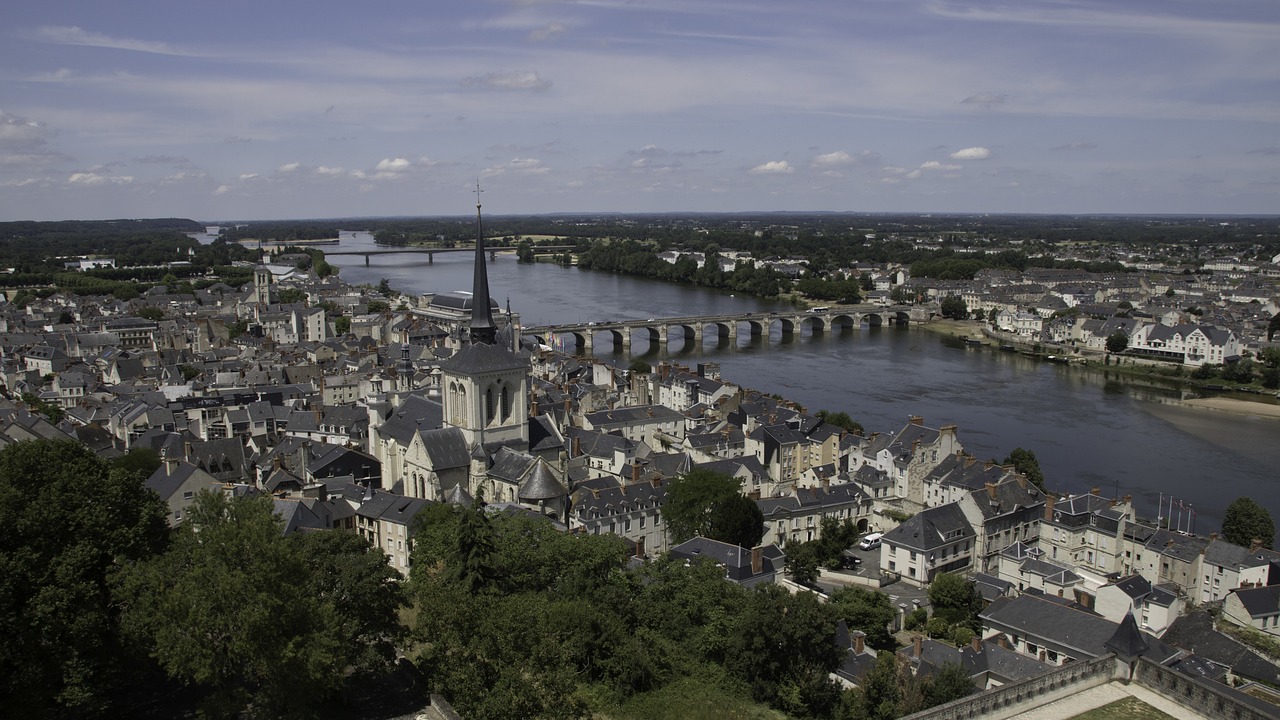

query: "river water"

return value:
[321, 231, 1279, 532]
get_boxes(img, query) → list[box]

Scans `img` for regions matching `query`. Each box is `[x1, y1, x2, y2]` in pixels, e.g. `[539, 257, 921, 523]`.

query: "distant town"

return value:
[2, 213, 1278, 720]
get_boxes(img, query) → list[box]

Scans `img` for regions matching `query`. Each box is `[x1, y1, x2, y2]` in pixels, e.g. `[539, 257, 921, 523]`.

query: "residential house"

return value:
[879, 502, 976, 587]
[668, 536, 785, 588]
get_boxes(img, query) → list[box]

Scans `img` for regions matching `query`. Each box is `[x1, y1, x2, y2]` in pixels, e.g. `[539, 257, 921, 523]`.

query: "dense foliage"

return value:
[661, 468, 765, 548]
[1222, 496, 1275, 549]
[0, 440, 168, 717]
[1003, 448, 1046, 492]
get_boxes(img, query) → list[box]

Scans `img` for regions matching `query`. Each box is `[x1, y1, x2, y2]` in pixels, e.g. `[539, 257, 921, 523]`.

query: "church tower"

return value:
[438, 185, 530, 449]
[253, 265, 272, 306]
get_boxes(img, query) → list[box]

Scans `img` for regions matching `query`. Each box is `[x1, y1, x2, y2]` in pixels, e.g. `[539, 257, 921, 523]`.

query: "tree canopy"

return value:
[0, 439, 168, 717]
[661, 468, 763, 548]
[116, 491, 405, 718]
[1222, 496, 1275, 549]
[1003, 447, 1046, 492]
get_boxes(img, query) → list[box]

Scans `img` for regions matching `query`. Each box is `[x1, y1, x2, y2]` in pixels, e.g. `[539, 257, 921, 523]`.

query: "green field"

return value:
[1069, 696, 1177, 720]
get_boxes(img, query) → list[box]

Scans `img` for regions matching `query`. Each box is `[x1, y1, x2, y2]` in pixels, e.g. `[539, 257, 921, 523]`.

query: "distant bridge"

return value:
[525, 305, 929, 352]
[324, 245, 575, 265]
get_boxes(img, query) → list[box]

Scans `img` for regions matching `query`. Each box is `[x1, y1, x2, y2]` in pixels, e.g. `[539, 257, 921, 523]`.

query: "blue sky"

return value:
[2, 0, 1278, 220]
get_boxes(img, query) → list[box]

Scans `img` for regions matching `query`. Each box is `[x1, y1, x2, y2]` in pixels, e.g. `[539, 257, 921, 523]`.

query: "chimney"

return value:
[971, 636, 982, 653]
[853, 631, 865, 655]
[1043, 495, 1056, 521]
[1014, 473, 1026, 489]
[997, 635, 1009, 650]
[751, 546, 763, 575]
[631, 461, 641, 484]
[909, 416, 923, 426]
[985, 482, 997, 501]
[1090, 487, 1100, 496]
[913, 636, 923, 658]
[748, 489, 761, 500]
[1250, 538, 1263, 553]
[572, 435, 582, 458]
[564, 397, 572, 415]
[635, 535, 646, 559]
[530, 397, 538, 416]
[1210, 532, 1218, 541]
[1122, 494, 1132, 505]
[651, 477, 662, 488]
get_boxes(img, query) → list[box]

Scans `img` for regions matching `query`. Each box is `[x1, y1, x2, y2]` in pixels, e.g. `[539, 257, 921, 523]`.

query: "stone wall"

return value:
[1134, 658, 1274, 720]
[899, 654, 1116, 720]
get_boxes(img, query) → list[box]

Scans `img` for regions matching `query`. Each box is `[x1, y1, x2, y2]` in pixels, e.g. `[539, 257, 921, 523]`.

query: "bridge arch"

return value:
[830, 313, 858, 331]
[863, 313, 884, 327]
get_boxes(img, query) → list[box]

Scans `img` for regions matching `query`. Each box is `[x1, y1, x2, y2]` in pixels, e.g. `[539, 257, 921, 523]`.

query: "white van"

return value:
[858, 532, 884, 550]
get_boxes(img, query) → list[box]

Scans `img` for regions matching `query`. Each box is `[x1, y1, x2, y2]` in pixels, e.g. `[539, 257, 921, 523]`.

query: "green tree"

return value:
[1221, 358, 1256, 384]
[277, 287, 308, 304]
[928, 572, 984, 630]
[1270, 313, 1280, 342]
[661, 468, 762, 547]
[854, 651, 904, 720]
[1221, 496, 1275, 549]
[922, 662, 977, 708]
[628, 358, 652, 374]
[118, 492, 401, 718]
[828, 585, 896, 649]
[784, 540, 822, 586]
[815, 409, 863, 436]
[726, 584, 842, 717]
[112, 446, 162, 480]
[136, 306, 165, 321]
[367, 299, 390, 313]
[333, 315, 351, 335]
[450, 500, 497, 594]
[1259, 347, 1280, 369]
[1003, 447, 1046, 492]
[940, 296, 968, 320]
[0, 439, 168, 716]
[1106, 331, 1129, 353]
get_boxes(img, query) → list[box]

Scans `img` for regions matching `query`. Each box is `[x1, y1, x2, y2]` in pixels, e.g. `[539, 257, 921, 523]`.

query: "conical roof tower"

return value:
[469, 182, 497, 346]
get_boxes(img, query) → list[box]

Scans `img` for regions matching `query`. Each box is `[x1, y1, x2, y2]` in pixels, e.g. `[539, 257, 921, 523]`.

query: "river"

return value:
[319, 231, 1279, 532]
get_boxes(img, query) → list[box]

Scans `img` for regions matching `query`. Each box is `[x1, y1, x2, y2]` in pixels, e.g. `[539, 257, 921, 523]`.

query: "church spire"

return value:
[469, 182, 497, 345]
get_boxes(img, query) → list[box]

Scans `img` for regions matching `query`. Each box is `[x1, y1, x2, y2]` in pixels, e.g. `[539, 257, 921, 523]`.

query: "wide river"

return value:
[314, 231, 1279, 533]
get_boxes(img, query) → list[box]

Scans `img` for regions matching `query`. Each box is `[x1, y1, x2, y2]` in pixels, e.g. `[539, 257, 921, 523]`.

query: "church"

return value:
[367, 193, 568, 519]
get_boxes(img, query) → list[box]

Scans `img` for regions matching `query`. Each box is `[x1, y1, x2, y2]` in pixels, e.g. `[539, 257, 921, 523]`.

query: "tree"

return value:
[628, 358, 652, 374]
[450, 500, 497, 594]
[828, 585, 896, 649]
[367, 299, 390, 313]
[815, 409, 863, 436]
[1222, 496, 1274, 549]
[785, 540, 821, 586]
[277, 287, 308, 304]
[972, 307, 986, 322]
[854, 651, 904, 720]
[1259, 347, 1280, 369]
[118, 491, 403, 718]
[1003, 447, 1046, 492]
[112, 446, 162, 480]
[1221, 358, 1256, 384]
[1106, 331, 1129, 354]
[1270, 313, 1280, 342]
[928, 572, 984, 630]
[136, 306, 165, 321]
[377, 277, 394, 296]
[333, 315, 351, 335]
[922, 662, 977, 708]
[0, 439, 168, 716]
[661, 469, 762, 547]
[726, 584, 842, 717]
[940, 296, 968, 320]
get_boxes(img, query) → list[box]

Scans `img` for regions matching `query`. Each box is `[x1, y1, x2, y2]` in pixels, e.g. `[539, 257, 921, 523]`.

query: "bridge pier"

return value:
[365, 255, 370, 266]
[581, 331, 593, 352]
[489, 250, 496, 261]
[657, 326, 669, 346]
[428, 252, 433, 264]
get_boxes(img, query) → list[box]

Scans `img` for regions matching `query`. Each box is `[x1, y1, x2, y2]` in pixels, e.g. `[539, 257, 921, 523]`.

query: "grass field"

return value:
[1067, 696, 1177, 720]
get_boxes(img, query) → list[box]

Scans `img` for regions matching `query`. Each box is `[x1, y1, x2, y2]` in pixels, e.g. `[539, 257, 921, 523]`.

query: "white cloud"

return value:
[239, 173, 260, 180]
[748, 160, 793, 174]
[960, 93, 1006, 107]
[67, 172, 132, 186]
[214, 185, 231, 195]
[278, 162, 301, 173]
[461, 71, 552, 91]
[530, 22, 567, 42]
[812, 150, 870, 167]
[0, 112, 48, 143]
[376, 157, 412, 173]
[920, 161, 961, 170]
[315, 166, 344, 175]
[29, 25, 190, 56]
[950, 147, 991, 160]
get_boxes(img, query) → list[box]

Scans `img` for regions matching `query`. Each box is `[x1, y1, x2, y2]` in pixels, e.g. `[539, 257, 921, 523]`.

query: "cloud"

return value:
[67, 172, 132, 186]
[214, 185, 231, 195]
[315, 166, 345, 175]
[134, 154, 190, 165]
[224, 136, 252, 144]
[375, 157, 412, 173]
[960, 93, 1006, 107]
[950, 147, 991, 160]
[748, 160, 793, 175]
[920, 161, 961, 170]
[0, 112, 48, 143]
[482, 157, 551, 177]
[239, 173, 260, 180]
[812, 150, 876, 167]
[461, 71, 552, 91]
[278, 162, 301, 173]
[529, 22, 567, 42]
[1052, 142, 1097, 151]
[28, 25, 190, 56]
[1247, 147, 1280, 156]
[160, 172, 208, 184]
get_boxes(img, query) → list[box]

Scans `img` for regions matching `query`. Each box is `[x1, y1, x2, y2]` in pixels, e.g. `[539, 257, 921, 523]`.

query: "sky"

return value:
[2, 0, 1279, 221]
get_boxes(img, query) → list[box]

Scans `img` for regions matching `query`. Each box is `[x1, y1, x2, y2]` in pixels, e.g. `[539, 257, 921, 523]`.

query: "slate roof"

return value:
[668, 536, 785, 584]
[1163, 610, 1280, 685]
[518, 459, 567, 501]
[1230, 584, 1280, 619]
[882, 502, 974, 552]
[756, 482, 868, 518]
[980, 593, 1179, 663]
[438, 341, 529, 374]
[418, 427, 470, 470]
[357, 490, 432, 527]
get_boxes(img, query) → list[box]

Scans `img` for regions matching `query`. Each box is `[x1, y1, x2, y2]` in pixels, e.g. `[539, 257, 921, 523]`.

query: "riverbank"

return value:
[1177, 397, 1280, 420]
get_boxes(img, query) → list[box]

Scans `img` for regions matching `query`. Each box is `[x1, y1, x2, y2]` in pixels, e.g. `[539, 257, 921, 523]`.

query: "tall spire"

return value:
[469, 181, 497, 345]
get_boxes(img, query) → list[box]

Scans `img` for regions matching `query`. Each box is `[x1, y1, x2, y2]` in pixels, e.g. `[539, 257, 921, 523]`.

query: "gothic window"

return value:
[456, 385, 467, 425]
[486, 386, 496, 424]
[501, 384, 511, 421]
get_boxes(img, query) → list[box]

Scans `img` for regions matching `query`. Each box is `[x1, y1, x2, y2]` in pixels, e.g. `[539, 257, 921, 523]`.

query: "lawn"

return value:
[1068, 696, 1177, 720]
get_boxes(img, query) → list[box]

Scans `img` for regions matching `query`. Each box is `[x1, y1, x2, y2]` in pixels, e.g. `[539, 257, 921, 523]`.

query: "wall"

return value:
[899, 654, 1117, 720]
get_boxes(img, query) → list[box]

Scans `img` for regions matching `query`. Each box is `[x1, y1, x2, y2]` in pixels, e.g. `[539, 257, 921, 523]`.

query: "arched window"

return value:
[500, 384, 511, 421]
[456, 385, 467, 425]
[486, 386, 495, 424]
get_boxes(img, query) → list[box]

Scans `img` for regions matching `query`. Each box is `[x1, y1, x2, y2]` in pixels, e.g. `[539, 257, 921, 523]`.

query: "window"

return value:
[639, 515, 646, 529]
[183, 491, 194, 500]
